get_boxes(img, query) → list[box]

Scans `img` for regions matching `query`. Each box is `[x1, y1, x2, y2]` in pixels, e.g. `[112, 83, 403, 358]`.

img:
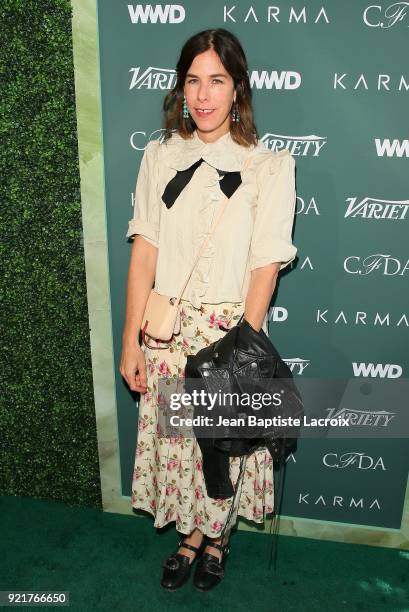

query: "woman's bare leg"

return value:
[177, 528, 205, 563]
[203, 529, 230, 561]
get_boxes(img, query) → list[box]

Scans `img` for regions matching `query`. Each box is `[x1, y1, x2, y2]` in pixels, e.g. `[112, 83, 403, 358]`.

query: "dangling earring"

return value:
[182, 94, 189, 119]
[231, 101, 240, 123]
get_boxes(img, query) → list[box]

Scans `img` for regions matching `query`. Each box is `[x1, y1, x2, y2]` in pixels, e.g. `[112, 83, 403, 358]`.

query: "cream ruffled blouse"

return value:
[126, 129, 298, 309]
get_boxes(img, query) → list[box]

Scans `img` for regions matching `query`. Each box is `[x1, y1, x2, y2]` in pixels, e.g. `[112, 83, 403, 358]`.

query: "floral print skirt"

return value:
[131, 299, 275, 537]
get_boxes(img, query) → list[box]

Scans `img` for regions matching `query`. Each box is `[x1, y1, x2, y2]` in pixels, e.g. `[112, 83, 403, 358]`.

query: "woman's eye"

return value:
[186, 79, 223, 84]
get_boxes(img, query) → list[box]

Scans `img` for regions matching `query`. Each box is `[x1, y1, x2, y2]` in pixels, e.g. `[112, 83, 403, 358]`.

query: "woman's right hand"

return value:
[120, 340, 148, 394]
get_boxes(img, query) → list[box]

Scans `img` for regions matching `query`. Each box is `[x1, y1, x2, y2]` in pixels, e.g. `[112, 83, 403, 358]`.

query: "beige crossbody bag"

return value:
[139, 155, 251, 348]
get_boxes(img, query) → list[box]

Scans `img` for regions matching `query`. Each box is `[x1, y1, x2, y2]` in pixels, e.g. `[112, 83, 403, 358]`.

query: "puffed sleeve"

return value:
[249, 149, 298, 272]
[126, 140, 160, 247]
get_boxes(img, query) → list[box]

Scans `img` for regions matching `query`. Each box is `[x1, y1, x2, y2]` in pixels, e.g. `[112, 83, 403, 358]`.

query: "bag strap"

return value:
[174, 154, 252, 304]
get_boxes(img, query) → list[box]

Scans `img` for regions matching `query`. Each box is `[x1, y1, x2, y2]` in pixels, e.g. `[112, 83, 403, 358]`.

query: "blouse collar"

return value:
[164, 128, 255, 172]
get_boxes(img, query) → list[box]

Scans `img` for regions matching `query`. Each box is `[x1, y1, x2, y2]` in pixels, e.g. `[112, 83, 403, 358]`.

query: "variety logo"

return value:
[283, 358, 310, 375]
[325, 407, 396, 426]
[333, 72, 408, 91]
[375, 139, 409, 157]
[128, 4, 185, 23]
[130, 67, 176, 89]
[352, 362, 403, 378]
[343, 254, 409, 275]
[260, 133, 327, 156]
[345, 197, 409, 219]
[363, 3, 409, 28]
[223, 5, 330, 23]
[298, 492, 381, 509]
[323, 452, 386, 470]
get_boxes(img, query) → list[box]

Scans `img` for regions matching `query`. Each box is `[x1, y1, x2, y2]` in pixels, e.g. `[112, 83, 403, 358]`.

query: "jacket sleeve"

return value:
[126, 140, 161, 247]
[249, 149, 298, 272]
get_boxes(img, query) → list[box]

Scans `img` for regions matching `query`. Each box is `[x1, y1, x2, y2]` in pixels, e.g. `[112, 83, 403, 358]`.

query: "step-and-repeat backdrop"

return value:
[96, 1, 408, 530]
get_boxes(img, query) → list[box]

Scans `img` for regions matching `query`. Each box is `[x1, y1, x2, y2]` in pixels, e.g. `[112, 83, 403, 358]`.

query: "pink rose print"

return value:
[208, 312, 218, 328]
[138, 417, 148, 431]
[194, 487, 204, 500]
[252, 506, 263, 519]
[165, 483, 177, 496]
[149, 499, 157, 512]
[159, 361, 171, 377]
[147, 359, 156, 376]
[264, 454, 273, 466]
[208, 311, 232, 330]
[133, 469, 141, 481]
[195, 460, 203, 472]
[211, 520, 223, 533]
[194, 514, 203, 526]
[170, 433, 184, 445]
[136, 444, 144, 457]
[167, 458, 179, 471]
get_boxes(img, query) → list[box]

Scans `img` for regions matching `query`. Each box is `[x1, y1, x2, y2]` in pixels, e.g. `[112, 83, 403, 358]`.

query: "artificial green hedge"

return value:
[0, 1, 102, 507]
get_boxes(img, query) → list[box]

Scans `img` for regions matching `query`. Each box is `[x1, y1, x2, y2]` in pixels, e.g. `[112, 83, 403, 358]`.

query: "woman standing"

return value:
[120, 28, 297, 592]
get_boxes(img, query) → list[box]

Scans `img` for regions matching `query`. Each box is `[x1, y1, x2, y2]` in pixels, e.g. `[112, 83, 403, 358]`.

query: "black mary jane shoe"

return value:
[160, 536, 205, 591]
[193, 536, 230, 592]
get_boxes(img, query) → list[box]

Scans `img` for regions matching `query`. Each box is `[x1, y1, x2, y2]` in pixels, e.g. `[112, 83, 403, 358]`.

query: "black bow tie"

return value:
[162, 158, 242, 209]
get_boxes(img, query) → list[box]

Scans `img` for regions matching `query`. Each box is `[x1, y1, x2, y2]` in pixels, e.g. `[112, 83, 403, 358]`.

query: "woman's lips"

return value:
[195, 109, 215, 118]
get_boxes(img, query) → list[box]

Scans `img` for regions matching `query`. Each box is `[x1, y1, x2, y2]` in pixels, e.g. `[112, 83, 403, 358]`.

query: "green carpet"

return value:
[0, 495, 408, 611]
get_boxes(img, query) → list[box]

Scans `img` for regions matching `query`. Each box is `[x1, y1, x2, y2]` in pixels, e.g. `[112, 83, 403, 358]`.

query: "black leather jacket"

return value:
[184, 317, 304, 570]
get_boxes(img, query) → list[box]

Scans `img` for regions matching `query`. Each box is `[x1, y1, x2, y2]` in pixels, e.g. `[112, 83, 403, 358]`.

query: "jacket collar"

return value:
[164, 129, 255, 172]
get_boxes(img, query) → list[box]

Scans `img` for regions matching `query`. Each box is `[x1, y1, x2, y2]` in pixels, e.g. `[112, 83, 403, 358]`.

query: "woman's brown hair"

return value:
[162, 28, 258, 147]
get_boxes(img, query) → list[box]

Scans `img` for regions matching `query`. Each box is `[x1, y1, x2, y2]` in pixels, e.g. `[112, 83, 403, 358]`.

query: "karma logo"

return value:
[333, 73, 409, 91]
[315, 309, 409, 328]
[298, 492, 381, 510]
[223, 5, 330, 24]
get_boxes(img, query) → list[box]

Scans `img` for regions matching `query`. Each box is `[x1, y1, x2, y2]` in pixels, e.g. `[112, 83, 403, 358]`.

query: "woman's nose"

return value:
[197, 84, 209, 101]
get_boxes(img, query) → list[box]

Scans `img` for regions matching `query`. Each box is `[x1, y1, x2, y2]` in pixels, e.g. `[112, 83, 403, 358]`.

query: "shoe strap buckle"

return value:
[163, 555, 180, 570]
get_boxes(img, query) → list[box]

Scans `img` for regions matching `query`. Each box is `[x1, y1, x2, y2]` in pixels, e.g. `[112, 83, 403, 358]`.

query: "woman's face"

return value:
[183, 48, 236, 140]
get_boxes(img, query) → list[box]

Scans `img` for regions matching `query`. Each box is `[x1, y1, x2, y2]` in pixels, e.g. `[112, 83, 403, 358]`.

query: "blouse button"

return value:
[210, 193, 220, 201]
